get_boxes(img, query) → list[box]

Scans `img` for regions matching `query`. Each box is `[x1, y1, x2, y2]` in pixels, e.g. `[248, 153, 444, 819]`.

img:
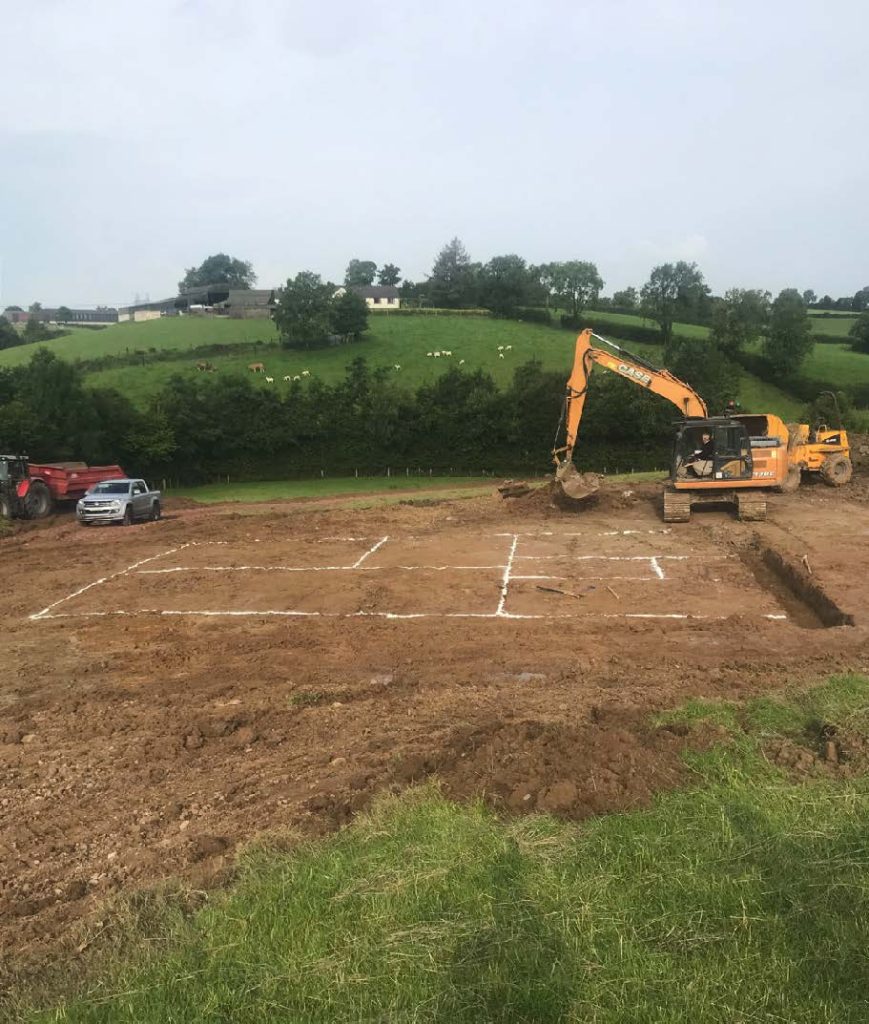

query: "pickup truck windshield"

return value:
[90, 482, 130, 495]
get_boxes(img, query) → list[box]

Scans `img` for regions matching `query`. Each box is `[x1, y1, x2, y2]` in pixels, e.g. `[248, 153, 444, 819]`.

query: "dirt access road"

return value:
[2, 474, 869, 960]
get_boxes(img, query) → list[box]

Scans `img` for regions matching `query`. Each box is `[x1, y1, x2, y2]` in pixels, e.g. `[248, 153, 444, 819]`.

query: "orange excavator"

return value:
[553, 329, 852, 522]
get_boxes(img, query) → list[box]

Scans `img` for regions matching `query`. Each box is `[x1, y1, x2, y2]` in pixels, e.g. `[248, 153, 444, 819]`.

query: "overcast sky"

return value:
[1, 0, 866, 307]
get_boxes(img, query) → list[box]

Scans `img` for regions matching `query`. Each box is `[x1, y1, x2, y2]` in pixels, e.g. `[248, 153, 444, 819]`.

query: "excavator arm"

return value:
[553, 329, 708, 499]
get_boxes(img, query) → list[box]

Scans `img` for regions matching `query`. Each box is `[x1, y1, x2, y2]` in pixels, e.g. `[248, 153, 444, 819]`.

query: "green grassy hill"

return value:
[0, 311, 832, 421]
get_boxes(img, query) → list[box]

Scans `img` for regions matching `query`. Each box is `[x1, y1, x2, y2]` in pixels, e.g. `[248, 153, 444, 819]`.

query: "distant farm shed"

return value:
[350, 285, 400, 309]
[180, 285, 277, 319]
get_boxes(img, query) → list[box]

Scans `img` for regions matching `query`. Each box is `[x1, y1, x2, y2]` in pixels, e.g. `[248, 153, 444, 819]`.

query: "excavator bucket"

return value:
[553, 461, 600, 502]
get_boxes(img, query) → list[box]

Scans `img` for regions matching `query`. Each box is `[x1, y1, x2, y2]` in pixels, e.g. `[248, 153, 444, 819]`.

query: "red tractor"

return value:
[0, 455, 126, 520]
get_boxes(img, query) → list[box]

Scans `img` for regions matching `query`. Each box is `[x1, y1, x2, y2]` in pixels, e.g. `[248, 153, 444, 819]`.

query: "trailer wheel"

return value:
[24, 480, 53, 519]
[0, 494, 12, 520]
[151, 501, 162, 522]
[820, 454, 852, 486]
[122, 506, 134, 527]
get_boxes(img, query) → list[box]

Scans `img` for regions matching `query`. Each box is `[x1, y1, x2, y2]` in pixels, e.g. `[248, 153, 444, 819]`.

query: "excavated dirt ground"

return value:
[2, 467, 869, 965]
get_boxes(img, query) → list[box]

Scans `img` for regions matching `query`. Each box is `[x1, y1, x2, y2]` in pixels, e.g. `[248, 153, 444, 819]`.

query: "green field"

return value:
[15, 675, 869, 1024]
[746, 338, 869, 387]
[169, 475, 496, 503]
[808, 315, 859, 337]
[0, 311, 842, 421]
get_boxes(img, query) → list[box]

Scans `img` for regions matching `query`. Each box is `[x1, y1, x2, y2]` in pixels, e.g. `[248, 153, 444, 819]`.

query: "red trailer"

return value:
[0, 457, 126, 519]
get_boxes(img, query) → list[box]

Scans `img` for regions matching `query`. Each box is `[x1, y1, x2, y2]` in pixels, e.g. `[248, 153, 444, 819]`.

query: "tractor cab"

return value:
[0, 456, 28, 484]
[672, 418, 754, 483]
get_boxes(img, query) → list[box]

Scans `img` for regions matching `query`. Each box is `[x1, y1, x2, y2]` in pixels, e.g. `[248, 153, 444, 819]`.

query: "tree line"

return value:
[0, 349, 679, 484]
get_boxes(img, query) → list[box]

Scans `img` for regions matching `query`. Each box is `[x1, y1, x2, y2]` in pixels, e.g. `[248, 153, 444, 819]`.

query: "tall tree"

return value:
[479, 254, 533, 315]
[344, 260, 378, 287]
[640, 261, 709, 346]
[0, 316, 17, 350]
[763, 289, 813, 374]
[330, 288, 370, 341]
[428, 237, 478, 308]
[849, 311, 869, 354]
[56, 306, 72, 324]
[377, 263, 402, 287]
[273, 272, 334, 349]
[612, 287, 639, 309]
[179, 253, 256, 293]
[710, 288, 771, 356]
[802, 289, 817, 307]
[556, 260, 604, 317]
[853, 286, 869, 312]
[28, 301, 42, 314]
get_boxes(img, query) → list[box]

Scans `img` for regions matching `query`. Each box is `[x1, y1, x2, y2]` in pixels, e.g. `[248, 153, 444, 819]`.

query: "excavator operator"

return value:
[685, 430, 715, 477]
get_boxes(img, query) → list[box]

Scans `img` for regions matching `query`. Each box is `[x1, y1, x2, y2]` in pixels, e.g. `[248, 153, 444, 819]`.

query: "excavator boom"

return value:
[553, 329, 708, 500]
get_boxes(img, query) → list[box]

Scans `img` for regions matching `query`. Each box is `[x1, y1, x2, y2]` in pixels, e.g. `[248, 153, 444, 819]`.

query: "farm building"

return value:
[42, 308, 119, 324]
[179, 285, 277, 318]
[350, 285, 401, 309]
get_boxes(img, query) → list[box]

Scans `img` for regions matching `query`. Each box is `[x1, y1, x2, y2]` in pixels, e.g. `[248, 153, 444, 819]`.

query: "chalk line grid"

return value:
[28, 532, 787, 624]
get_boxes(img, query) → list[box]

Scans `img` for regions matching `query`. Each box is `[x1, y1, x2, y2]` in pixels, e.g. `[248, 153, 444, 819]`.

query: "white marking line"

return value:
[351, 535, 389, 568]
[493, 529, 673, 538]
[512, 575, 659, 582]
[137, 563, 507, 575]
[650, 557, 665, 580]
[33, 609, 790, 622]
[29, 544, 190, 621]
[514, 554, 693, 561]
[496, 534, 519, 616]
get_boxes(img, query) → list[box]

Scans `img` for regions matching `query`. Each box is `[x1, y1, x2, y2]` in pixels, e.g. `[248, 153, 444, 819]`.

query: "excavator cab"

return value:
[672, 420, 753, 483]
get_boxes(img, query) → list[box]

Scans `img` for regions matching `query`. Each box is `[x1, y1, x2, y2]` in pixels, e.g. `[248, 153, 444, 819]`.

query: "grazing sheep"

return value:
[498, 352, 505, 359]
[301, 370, 310, 377]
[459, 359, 465, 365]
[293, 375, 301, 381]
[393, 364, 401, 370]
[426, 352, 433, 357]
[265, 376, 274, 383]
[497, 345, 504, 351]
[434, 351, 441, 358]
[505, 345, 512, 351]
[443, 350, 452, 357]
[283, 375, 292, 382]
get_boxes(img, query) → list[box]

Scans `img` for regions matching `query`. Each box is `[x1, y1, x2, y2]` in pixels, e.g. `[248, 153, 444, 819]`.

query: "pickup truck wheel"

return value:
[24, 480, 53, 519]
[151, 501, 162, 522]
[122, 506, 134, 527]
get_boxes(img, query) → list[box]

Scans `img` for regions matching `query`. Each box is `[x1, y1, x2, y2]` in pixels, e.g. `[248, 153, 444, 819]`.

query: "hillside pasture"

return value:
[808, 315, 859, 337]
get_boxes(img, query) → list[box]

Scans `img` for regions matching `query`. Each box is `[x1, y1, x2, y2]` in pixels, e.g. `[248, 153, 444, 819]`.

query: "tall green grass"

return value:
[17, 675, 869, 1024]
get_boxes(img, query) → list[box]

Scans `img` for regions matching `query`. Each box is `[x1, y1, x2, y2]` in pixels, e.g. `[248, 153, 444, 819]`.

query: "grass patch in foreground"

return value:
[17, 675, 869, 1023]
[169, 475, 499, 503]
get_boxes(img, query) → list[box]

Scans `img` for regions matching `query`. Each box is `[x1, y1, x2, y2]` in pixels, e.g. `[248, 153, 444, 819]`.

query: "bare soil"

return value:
[2, 474, 868, 964]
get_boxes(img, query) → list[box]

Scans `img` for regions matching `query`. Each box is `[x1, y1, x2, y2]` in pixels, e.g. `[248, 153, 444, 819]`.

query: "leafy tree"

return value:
[665, 337, 739, 415]
[479, 254, 534, 315]
[0, 316, 17, 350]
[428, 237, 478, 308]
[763, 288, 813, 374]
[28, 302, 42, 314]
[612, 287, 639, 309]
[179, 253, 256, 293]
[849, 311, 869, 354]
[802, 289, 817, 307]
[344, 259, 378, 287]
[56, 306, 72, 324]
[377, 263, 402, 286]
[710, 288, 771, 356]
[558, 261, 603, 317]
[330, 288, 369, 341]
[273, 272, 334, 349]
[640, 262, 709, 346]
[853, 286, 869, 312]
[818, 294, 834, 309]
[23, 316, 48, 344]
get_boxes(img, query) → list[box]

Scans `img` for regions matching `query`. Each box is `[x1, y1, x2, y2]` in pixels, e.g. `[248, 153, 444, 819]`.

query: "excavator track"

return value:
[663, 488, 692, 523]
[736, 493, 767, 521]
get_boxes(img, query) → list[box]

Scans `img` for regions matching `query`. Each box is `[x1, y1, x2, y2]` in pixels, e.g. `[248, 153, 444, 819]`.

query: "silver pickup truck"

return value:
[76, 478, 162, 526]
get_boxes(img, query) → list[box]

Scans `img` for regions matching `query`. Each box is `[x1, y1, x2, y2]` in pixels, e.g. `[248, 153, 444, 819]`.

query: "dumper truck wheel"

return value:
[820, 454, 852, 486]
[0, 494, 12, 520]
[24, 480, 52, 519]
